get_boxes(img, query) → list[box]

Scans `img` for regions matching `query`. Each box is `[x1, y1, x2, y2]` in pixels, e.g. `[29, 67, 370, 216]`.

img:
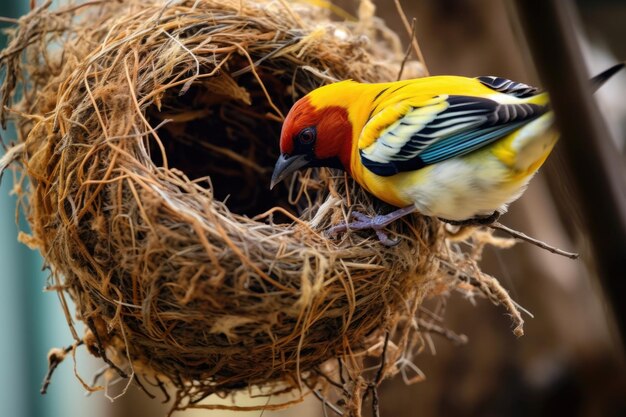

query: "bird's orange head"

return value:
[270, 94, 353, 189]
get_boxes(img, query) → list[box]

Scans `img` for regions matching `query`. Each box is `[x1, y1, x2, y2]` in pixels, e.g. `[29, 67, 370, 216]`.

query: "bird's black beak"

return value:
[270, 154, 310, 190]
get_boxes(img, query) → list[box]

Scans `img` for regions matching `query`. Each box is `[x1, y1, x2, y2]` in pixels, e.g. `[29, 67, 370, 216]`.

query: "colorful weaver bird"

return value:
[271, 64, 624, 245]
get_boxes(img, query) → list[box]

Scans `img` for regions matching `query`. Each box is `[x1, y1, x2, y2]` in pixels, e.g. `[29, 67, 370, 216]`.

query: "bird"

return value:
[271, 63, 624, 245]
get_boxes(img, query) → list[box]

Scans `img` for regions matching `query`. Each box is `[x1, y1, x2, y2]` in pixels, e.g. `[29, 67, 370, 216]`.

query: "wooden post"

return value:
[511, 0, 626, 342]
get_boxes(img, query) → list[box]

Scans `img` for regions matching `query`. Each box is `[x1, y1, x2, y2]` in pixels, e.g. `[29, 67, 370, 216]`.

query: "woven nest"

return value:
[0, 0, 523, 414]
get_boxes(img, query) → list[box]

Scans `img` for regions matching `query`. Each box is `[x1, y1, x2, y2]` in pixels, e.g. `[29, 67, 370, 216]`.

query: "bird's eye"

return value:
[297, 127, 316, 145]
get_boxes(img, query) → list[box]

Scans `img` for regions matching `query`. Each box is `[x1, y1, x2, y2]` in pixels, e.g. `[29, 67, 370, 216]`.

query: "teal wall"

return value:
[0, 3, 106, 417]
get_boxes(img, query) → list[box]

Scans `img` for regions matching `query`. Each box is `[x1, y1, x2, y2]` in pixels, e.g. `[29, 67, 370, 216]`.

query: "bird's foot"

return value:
[326, 205, 416, 246]
[439, 211, 500, 226]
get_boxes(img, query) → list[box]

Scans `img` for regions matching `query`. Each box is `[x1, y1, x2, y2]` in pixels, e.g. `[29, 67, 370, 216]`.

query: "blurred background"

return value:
[1, 0, 625, 416]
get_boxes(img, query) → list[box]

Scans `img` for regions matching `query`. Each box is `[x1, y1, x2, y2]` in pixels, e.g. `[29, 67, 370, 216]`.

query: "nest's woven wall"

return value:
[0, 0, 521, 414]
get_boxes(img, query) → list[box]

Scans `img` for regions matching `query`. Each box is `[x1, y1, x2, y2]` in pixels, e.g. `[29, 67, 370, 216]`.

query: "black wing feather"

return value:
[476, 76, 541, 98]
[360, 95, 547, 177]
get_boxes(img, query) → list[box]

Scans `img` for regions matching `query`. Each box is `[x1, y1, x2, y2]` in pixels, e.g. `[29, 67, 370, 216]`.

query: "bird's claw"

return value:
[325, 211, 401, 247]
[374, 229, 400, 246]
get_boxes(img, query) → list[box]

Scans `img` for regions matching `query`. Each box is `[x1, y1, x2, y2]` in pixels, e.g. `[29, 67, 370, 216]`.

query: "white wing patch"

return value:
[362, 95, 491, 163]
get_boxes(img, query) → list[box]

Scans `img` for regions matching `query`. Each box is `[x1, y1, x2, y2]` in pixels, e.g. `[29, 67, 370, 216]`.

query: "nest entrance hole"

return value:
[146, 70, 299, 218]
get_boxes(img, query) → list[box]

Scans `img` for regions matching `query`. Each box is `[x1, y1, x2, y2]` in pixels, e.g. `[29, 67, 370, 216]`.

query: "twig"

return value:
[372, 387, 381, 417]
[374, 332, 390, 385]
[155, 376, 171, 404]
[397, 18, 416, 81]
[133, 374, 156, 399]
[337, 358, 346, 385]
[313, 368, 349, 394]
[417, 318, 468, 346]
[312, 389, 344, 416]
[368, 332, 390, 417]
[489, 222, 579, 259]
[89, 365, 109, 391]
[41, 340, 84, 394]
[393, 0, 429, 75]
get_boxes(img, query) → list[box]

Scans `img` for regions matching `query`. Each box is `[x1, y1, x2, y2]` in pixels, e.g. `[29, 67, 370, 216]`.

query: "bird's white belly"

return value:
[398, 156, 531, 221]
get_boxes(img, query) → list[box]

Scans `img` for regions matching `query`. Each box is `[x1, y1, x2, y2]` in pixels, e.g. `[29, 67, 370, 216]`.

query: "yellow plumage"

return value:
[306, 76, 556, 220]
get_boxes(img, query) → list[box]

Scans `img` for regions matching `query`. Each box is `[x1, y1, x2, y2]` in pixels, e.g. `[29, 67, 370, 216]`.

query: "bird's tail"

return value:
[506, 62, 623, 176]
[507, 112, 558, 177]
[591, 62, 625, 92]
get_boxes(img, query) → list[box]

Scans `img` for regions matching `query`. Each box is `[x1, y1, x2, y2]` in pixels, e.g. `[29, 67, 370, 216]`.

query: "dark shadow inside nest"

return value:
[145, 71, 317, 221]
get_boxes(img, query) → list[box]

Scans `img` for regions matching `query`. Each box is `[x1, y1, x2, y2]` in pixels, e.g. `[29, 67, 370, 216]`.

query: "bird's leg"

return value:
[439, 210, 500, 226]
[326, 205, 417, 246]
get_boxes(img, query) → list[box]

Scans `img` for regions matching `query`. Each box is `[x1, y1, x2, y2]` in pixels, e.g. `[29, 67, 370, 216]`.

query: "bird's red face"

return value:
[271, 96, 353, 189]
